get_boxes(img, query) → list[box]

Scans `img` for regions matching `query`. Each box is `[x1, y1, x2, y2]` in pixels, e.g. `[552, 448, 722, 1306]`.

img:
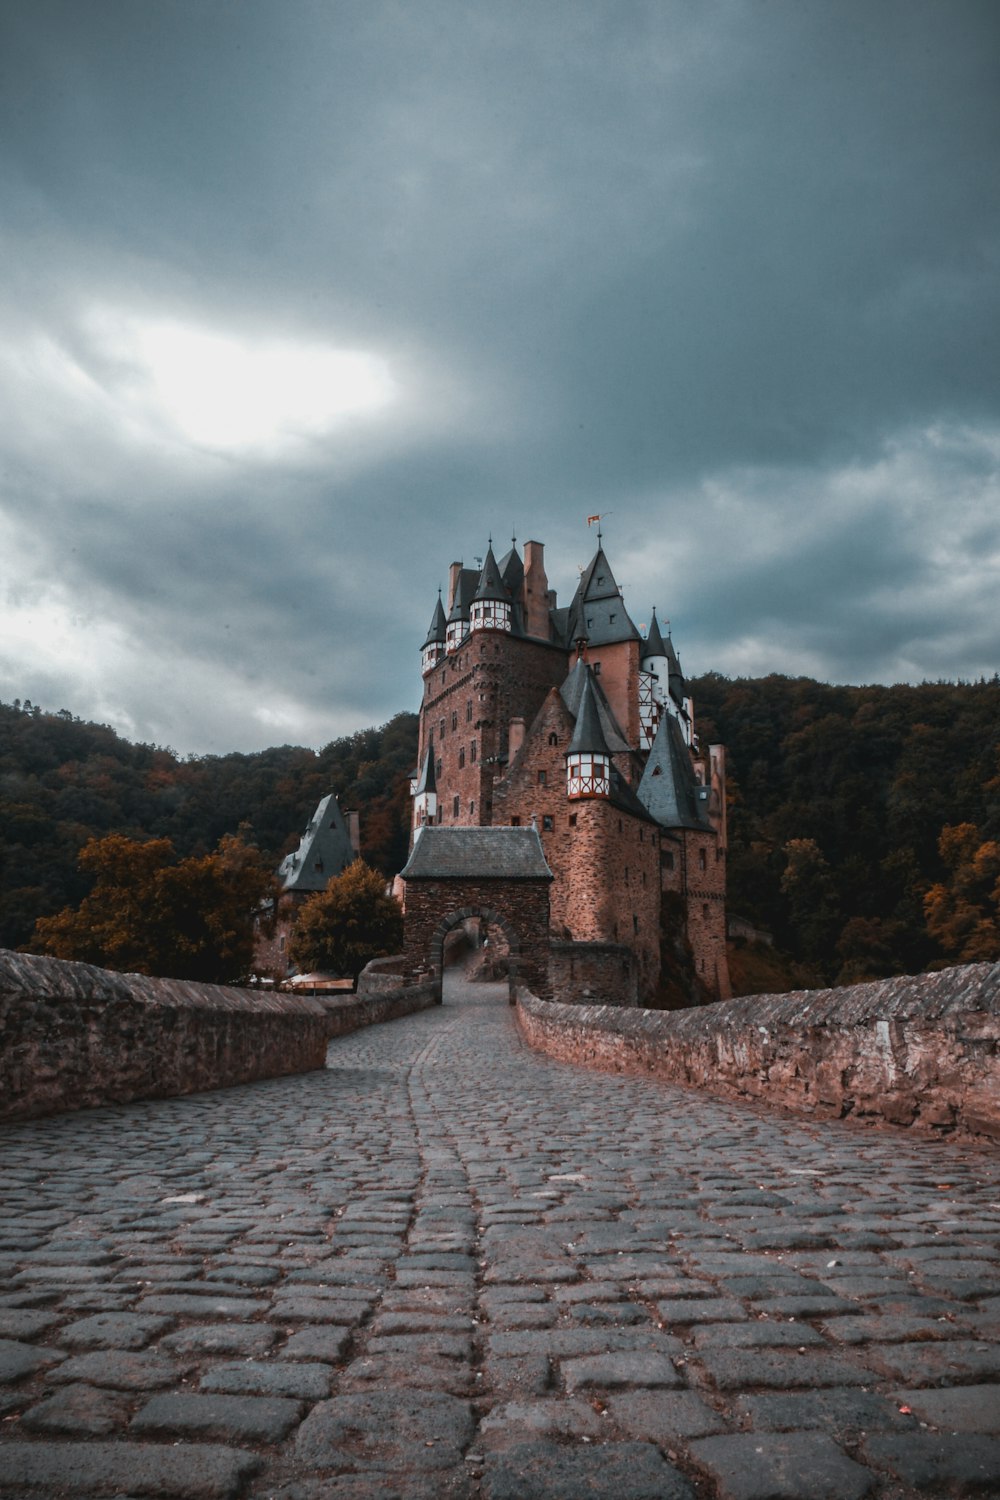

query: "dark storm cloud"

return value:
[0, 0, 998, 752]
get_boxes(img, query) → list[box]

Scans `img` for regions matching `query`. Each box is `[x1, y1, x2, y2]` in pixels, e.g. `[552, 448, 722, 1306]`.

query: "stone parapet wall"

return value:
[517, 961, 1000, 1141]
[318, 981, 438, 1034]
[355, 954, 410, 995]
[0, 950, 429, 1123]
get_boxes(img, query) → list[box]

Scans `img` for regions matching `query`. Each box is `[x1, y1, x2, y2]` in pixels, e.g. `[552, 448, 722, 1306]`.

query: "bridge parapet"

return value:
[516, 961, 1000, 1141]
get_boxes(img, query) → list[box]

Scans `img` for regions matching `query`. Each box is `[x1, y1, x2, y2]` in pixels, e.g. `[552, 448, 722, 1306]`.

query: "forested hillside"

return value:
[691, 673, 1000, 984]
[3, 676, 999, 985]
[0, 701, 417, 951]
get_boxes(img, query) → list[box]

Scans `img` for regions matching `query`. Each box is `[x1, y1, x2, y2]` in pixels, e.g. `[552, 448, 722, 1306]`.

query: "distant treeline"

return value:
[3, 676, 999, 984]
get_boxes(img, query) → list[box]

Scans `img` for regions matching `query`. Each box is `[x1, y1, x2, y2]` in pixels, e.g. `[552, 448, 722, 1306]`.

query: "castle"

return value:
[410, 533, 730, 1004]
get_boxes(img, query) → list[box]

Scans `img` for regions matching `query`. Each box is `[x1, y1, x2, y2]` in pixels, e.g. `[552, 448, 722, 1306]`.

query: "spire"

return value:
[473, 544, 507, 603]
[568, 544, 641, 645]
[636, 712, 712, 830]
[422, 592, 447, 648]
[470, 542, 512, 634]
[566, 669, 612, 757]
[643, 608, 668, 660]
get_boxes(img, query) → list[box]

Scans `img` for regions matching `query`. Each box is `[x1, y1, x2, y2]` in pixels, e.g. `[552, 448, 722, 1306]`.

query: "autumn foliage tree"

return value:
[288, 859, 403, 981]
[923, 823, 1000, 964]
[31, 832, 274, 983]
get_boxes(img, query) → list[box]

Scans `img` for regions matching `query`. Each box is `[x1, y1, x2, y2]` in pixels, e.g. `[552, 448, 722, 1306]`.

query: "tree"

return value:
[31, 832, 273, 983]
[923, 823, 1000, 963]
[288, 859, 403, 980]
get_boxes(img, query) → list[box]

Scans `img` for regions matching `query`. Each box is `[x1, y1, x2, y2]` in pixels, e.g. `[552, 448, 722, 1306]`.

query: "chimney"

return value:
[447, 561, 463, 613]
[346, 810, 361, 857]
[508, 716, 526, 760]
[523, 540, 550, 639]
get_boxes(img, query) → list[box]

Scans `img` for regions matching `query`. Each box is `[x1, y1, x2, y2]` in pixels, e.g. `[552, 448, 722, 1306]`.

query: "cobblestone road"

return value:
[1, 974, 999, 1500]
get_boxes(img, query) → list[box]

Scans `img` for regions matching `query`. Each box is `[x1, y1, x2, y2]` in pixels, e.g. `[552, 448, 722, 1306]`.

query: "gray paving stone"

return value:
[0, 1440, 260, 1497]
[0, 1337, 65, 1382]
[698, 1348, 871, 1390]
[562, 1350, 683, 1391]
[281, 1326, 353, 1362]
[891, 1384, 1000, 1432]
[479, 1397, 605, 1445]
[201, 1359, 335, 1400]
[61, 1312, 174, 1349]
[737, 1388, 918, 1436]
[606, 1388, 729, 1440]
[861, 1337, 1000, 1384]
[690, 1431, 874, 1499]
[692, 1321, 825, 1349]
[21, 1381, 132, 1435]
[481, 1439, 693, 1500]
[863, 1433, 1000, 1490]
[295, 1388, 474, 1470]
[0, 1308, 64, 1338]
[132, 1390, 303, 1442]
[160, 1322, 279, 1356]
[49, 1349, 190, 1389]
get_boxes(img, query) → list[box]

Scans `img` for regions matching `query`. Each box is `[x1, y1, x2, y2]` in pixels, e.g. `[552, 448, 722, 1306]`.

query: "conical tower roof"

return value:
[566, 670, 612, 758]
[277, 794, 356, 893]
[643, 608, 668, 659]
[567, 545, 641, 646]
[560, 657, 631, 752]
[422, 593, 447, 648]
[473, 544, 508, 603]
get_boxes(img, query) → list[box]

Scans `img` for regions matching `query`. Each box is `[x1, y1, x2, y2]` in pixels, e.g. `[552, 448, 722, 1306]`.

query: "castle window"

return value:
[470, 741, 477, 763]
[592, 661, 601, 675]
[703, 903, 710, 919]
[436, 759, 443, 779]
[609, 613, 616, 624]
[663, 850, 675, 870]
[466, 700, 473, 721]
[459, 749, 465, 768]
[439, 717, 445, 738]
[437, 807, 443, 823]
[279, 935, 286, 951]
[453, 795, 460, 818]
[537, 770, 546, 785]
[548, 732, 558, 746]
[469, 800, 475, 816]
[642, 872, 647, 887]
[314, 859, 324, 872]
[698, 848, 707, 871]
[717, 847, 724, 861]
[568, 813, 577, 827]
[633, 915, 639, 935]
[624, 866, 629, 884]
[542, 815, 554, 831]
[652, 765, 661, 776]
[451, 711, 458, 731]
[511, 816, 521, 826]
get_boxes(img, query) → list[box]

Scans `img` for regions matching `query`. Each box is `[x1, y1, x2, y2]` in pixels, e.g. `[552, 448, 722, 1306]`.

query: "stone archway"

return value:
[432, 904, 522, 1004]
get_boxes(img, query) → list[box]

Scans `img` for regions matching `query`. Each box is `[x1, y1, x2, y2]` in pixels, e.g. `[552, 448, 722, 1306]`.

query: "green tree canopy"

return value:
[31, 832, 273, 984]
[288, 859, 403, 981]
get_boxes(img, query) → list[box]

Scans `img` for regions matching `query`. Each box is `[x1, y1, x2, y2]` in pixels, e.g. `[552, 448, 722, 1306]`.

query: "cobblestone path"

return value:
[1, 974, 999, 1499]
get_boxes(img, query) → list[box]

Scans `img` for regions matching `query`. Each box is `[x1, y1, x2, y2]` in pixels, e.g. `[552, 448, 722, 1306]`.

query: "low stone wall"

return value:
[319, 980, 438, 1035]
[355, 953, 411, 996]
[0, 950, 428, 1123]
[517, 962, 1000, 1141]
[549, 939, 637, 1006]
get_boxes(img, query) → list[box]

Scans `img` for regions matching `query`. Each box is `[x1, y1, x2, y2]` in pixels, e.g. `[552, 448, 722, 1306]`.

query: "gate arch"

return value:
[433, 904, 522, 1003]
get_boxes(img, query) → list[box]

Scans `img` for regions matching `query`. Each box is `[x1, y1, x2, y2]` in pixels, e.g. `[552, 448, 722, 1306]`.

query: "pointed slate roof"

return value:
[560, 657, 631, 753]
[277, 793, 356, 893]
[636, 714, 713, 831]
[643, 608, 668, 660]
[473, 544, 508, 603]
[498, 543, 523, 596]
[422, 593, 447, 648]
[566, 670, 612, 758]
[447, 567, 479, 623]
[414, 746, 436, 796]
[566, 546, 641, 647]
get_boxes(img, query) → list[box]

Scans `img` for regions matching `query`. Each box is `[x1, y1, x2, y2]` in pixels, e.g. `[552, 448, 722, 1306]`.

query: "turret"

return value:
[469, 545, 512, 634]
[421, 593, 447, 675]
[565, 670, 611, 798]
[411, 747, 438, 829]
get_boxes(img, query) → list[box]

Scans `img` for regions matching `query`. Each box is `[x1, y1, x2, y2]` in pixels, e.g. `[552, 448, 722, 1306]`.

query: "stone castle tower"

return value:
[412, 535, 730, 1003]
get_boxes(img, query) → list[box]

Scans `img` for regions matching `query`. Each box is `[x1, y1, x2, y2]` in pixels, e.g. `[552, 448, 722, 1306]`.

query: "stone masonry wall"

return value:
[0, 949, 331, 1123]
[517, 961, 1000, 1142]
[549, 939, 638, 1006]
[403, 875, 551, 998]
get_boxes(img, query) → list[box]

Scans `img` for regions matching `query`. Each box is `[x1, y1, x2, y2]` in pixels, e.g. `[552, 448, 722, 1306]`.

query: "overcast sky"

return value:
[1, 1, 998, 755]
